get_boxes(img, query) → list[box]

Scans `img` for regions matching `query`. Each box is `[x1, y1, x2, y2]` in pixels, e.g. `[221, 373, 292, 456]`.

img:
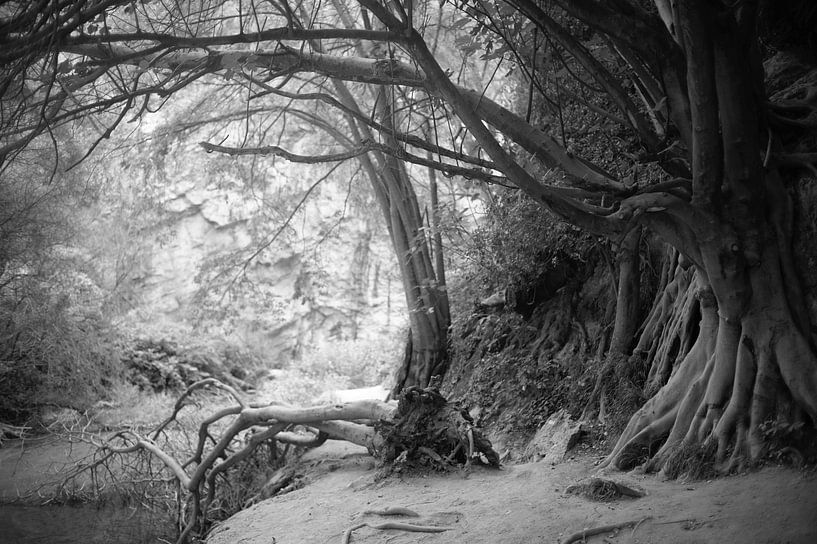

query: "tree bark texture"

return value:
[601, 2, 817, 474]
[329, 2, 451, 394]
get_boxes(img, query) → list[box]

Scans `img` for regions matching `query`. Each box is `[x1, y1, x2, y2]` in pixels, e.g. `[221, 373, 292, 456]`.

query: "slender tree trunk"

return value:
[328, 1, 451, 394]
[609, 227, 642, 355]
[582, 227, 643, 423]
[374, 88, 450, 393]
[427, 157, 447, 295]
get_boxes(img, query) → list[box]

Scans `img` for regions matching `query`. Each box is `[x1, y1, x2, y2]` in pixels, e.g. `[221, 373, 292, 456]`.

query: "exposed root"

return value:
[0, 421, 31, 443]
[637, 260, 699, 397]
[607, 245, 817, 476]
[565, 477, 645, 501]
[376, 386, 499, 468]
[360, 506, 419, 517]
[602, 303, 716, 471]
[341, 521, 452, 544]
[561, 517, 652, 544]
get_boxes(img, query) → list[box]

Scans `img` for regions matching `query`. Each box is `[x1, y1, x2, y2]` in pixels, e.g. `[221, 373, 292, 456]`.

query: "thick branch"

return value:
[198, 141, 506, 184]
[61, 43, 426, 87]
[61, 27, 396, 50]
[247, 400, 397, 424]
[356, 0, 622, 236]
[676, 0, 722, 208]
[511, 0, 661, 151]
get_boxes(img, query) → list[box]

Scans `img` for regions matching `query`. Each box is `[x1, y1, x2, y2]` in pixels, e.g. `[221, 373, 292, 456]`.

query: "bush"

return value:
[0, 283, 123, 424]
[447, 189, 598, 317]
[296, 337, 399, 392]
[120, 334, 267, 393]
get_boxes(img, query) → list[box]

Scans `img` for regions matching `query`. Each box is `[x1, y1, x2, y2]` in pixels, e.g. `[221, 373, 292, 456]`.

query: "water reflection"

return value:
[0, 504, 176, 544]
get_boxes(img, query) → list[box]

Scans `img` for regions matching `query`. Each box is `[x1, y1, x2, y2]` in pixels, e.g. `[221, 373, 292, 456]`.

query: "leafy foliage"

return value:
[451, 188, 597, 312]
[0, 139, 126, 424]
[0, 281, 123, 423]
[298, 337, 400, 391]
[120, 336, 264, 393]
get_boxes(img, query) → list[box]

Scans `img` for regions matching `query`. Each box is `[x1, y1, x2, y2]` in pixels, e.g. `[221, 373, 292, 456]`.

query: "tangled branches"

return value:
[70, 379, 497, 543]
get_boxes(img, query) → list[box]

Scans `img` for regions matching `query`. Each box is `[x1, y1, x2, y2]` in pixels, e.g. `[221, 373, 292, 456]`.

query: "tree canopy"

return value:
[3, 0, 817, 475]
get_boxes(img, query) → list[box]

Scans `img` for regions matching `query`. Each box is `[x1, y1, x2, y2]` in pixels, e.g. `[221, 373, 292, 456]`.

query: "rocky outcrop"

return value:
[120, 159, 405, 366]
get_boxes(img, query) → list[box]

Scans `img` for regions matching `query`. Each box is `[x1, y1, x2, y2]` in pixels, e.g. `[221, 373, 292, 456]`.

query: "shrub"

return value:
[447, 189, 597, 317]
[0, 283, 123, 424]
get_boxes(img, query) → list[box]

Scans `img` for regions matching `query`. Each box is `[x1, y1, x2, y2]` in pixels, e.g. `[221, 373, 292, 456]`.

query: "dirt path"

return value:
[207, 441, 817, 544]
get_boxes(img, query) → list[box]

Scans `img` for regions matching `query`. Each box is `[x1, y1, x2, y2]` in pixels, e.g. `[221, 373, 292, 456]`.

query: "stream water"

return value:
[0, 504, 175, 544]
[0, 436, 176, 543]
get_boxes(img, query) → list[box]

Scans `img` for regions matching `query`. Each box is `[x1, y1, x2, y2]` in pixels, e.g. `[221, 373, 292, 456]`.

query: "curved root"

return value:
[341, 521, 452, 544]
[561, 517, 652, 544]
[607, 251, 817, 476]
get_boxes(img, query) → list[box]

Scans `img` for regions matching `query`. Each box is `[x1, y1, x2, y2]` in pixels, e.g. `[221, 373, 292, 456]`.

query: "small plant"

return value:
[759, 418, 815, 466]
[662, 441, 720, 480]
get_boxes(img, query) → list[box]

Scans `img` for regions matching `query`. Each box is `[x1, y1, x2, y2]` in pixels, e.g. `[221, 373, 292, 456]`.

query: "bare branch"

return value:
[60, 27, 397, 50]
[105, 431, 192, 490]
[198, 140, 507, 183]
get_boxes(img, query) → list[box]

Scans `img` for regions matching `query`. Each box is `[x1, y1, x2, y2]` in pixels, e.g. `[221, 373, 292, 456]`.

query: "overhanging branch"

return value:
[198, 141, 507, 184]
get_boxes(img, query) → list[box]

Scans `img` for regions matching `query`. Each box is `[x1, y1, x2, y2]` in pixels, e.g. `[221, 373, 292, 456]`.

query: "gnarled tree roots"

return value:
[603, 265, 817, 477]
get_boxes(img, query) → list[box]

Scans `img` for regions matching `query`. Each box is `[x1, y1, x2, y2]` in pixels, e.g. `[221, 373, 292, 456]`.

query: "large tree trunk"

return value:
[602, 2, 817, 474]
[394, 321, 448, 393]
[367, 138, 450, 394]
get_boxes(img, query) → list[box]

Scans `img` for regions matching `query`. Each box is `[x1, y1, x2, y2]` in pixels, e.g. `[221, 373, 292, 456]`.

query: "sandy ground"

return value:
[207, 441, 817, 544]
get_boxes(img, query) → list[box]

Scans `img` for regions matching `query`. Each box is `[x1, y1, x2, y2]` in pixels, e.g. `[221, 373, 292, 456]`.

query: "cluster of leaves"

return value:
[297, 337, 400, 391]
[0, 131, 167, 425]
[450, 188, 597, 311]
[759, 418, 817, 465]
[451, 0, 654, 185]
[0, 282, 123, 424]
[449, 0, 530, 62]
[121, 337, 263, 393]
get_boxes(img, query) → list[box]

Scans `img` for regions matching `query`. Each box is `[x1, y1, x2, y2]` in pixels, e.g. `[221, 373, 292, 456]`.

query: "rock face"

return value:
[116, 143, 406, 366]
